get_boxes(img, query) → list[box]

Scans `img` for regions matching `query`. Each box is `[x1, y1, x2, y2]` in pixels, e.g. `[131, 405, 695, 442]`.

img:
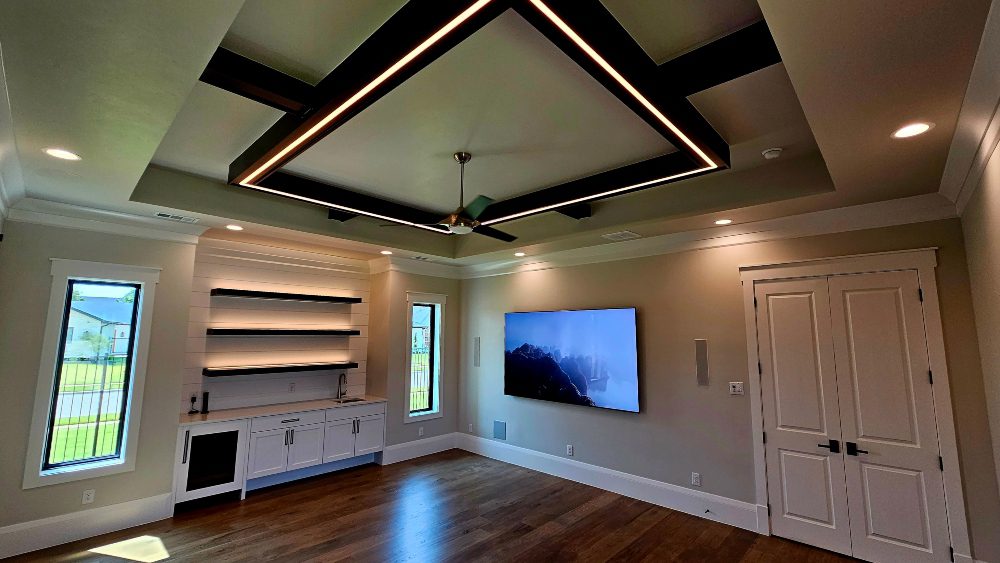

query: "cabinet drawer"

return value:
[251, 410, 325, 432]
[326, 402, 385, 421]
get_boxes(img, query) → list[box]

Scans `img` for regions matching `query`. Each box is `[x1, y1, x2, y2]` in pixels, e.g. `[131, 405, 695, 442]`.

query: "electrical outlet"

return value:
[566, 444, 574, 456]
[691, 472, 702, 487]
[418, 426, 424, 437]
[288, 382, 296, 393]
[728, 381, 744, 396]
[82, 489, 95, 504]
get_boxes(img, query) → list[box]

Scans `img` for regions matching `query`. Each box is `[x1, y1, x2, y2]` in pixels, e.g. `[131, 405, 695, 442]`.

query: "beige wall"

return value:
[0, 221, 195, 527]
[962, 142, 1000, 496]
[368, 270, 460, 446]
[459, 218, 1000, 561]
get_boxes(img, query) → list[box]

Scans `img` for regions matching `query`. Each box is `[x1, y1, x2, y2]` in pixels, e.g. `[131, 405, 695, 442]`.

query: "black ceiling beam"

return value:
[258, 171, 448, 231]
[327, 209, 359, 222]
[657, 21, 781, 97]
[556, 204, 591, 220]
[513, 0, 729, 168]
[476, 152, 709, 224]
[474, 225, 518, 243]
[229, 0, 512, 184]
[200, 48, 316, 115]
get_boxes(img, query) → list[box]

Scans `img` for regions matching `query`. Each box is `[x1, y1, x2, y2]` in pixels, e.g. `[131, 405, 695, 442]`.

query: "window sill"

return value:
[24, 457, 132, 489]
[404, 410, 443, 424]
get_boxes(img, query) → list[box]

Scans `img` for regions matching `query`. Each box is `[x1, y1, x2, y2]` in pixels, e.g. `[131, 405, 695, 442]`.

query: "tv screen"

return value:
[504, 308, 639, 412]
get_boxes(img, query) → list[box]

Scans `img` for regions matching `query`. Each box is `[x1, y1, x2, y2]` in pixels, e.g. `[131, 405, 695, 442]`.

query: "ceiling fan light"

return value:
[448, 225, 474, 235]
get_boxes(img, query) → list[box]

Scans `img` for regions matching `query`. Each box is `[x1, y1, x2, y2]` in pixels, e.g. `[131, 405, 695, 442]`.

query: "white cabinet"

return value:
[355, 414, 386, 455]
[247, 428, 290, 479]
[175, 420, 249, 503]
[287, 423, 325, 471]
[323, 418, 357, 463]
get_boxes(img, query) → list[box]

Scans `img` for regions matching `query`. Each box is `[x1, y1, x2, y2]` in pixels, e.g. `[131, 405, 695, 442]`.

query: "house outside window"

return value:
[404, 292, 445, 423]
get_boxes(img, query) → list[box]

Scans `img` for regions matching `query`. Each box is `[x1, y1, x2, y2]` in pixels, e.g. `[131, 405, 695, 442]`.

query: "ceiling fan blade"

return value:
[463, 195, 494, 220]
[473, 224, 517, 242]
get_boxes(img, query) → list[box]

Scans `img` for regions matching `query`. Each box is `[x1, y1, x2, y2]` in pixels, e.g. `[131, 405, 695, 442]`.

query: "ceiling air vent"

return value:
[601, 230, 641, 242]
[154, 211, 199, 224]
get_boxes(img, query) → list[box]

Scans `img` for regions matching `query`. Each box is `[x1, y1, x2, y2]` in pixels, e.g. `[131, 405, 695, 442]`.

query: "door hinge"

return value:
[939, 456, 944, 471]
[949, 546, 954, 561]
[928, 370, 934, 384]
[758, 361, 762, 375]
[762, 431, 767, 444]
[754, 296, 758, 308]
[766, 503, 771, 515]
[918, 288, 924, 301]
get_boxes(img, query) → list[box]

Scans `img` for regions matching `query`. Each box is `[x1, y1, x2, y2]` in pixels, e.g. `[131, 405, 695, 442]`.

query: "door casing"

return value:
[739, 248, 971, 560]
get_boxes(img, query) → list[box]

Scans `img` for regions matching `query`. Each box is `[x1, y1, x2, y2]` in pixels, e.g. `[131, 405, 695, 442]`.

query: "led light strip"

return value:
[240, 0, 717, 232]
[238, 0, 495, 187]
[479, 165, 714, 225]
[527, 0, 717, 169]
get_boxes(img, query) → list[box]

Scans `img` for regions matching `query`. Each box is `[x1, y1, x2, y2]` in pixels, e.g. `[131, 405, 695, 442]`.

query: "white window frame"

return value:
[403, 292, 445, 424]
[23, 259, 160, 488]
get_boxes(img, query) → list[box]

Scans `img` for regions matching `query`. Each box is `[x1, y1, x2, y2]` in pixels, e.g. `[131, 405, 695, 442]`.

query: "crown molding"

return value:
[0, 39, 25, 216]
[7, 198, 206, 244]
[940, 0, 1000, 215]
[369, 255, 464, 279]
[460, 193, 957, 279]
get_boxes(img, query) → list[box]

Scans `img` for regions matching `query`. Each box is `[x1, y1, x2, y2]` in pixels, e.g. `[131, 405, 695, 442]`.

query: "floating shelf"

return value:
[210, 288, 362, 304]
[206, 328, 361, 336]
[202, 361, 359, 377]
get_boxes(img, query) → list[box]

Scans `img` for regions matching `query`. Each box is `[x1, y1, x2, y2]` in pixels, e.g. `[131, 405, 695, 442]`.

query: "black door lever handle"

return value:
[846, 442, 869, 456]
[817, 439, 840, 453]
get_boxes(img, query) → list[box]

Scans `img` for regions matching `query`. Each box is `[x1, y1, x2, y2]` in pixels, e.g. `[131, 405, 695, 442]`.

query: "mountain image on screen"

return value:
[504, 308, 639, 412]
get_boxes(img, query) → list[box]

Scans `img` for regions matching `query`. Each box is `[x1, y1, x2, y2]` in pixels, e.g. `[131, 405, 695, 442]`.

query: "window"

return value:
[44, 280, 140, 469]
[24, 260, 159, 488]
[404, 293, 445, 423]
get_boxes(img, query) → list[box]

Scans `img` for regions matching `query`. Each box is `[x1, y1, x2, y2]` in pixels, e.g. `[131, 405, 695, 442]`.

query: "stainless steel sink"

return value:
[331, 397, 365, 404]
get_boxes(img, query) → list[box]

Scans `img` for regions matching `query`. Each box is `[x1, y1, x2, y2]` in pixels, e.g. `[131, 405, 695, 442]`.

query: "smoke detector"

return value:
[154, 211, 199, 224]
[761, 147, 783, 160]
[601, 230, 641, 242]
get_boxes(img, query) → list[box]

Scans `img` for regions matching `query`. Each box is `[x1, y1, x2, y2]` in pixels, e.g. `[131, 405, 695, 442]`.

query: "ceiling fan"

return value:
[384, 152, 516, 242]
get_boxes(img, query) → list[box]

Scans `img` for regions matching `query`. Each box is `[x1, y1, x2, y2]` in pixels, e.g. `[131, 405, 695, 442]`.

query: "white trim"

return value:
[380, 432, 459, 465]
[456, 434, 760, 532]
[738, 248, 972, 559]
[369, 255, 463, 278]
[939, 0, 1000, 214]
[23, 260, 161, 489]
[0, 492, 173, 559]
[459, 194, 956, 279]
[403, 292, 446, 424]
[0, 37, 26, 212]
[7, 198, 204, 244]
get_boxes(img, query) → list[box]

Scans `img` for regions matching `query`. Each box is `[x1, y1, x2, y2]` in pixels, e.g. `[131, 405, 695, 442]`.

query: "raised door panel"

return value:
[324, 419, 356, 462]
[247, 429, 288, 479]
[286, 423, 325, 471]
[355, 414, 385, 456]
[828, 271, 949, 563]
[755, 278, 852, 555]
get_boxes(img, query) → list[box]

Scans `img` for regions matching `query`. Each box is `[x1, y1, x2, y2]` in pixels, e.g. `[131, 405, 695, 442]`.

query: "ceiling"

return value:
[0, 0, 992, 262]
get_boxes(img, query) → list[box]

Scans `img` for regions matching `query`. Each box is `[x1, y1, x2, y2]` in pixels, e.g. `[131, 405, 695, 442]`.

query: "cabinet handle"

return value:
[817, 439, 840, 453]
[290, 428, 295, 445]
[281, 418, 300, 424]
[182, 430, 190, 464]
[352, 419, 357, 434]
[284, 430, 288, 446]
[846, 442, 869, 456]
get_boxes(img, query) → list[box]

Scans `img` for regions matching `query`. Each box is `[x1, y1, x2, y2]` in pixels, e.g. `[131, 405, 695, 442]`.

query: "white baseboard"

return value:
[0, 492, 173, 559]
[380, 432, 459, 465]
[455, 434, 760, 533]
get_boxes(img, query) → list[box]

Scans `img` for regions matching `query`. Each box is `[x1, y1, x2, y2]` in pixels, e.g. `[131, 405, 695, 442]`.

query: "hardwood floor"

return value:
[13, 450, 855, 562]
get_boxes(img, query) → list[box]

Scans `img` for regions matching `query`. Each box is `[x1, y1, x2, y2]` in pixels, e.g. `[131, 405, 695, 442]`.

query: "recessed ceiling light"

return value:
[380, 250, 393, 255]
[714, 219, 733, 225]
[225, 224, 244, 231]
[892, 122, 933, 139]
[514, 252, 526, 257]
[43, 147, 81, 160]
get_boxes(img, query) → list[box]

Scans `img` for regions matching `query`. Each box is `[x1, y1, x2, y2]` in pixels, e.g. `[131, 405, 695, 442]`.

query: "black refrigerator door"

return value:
[186, 430, 240, 492]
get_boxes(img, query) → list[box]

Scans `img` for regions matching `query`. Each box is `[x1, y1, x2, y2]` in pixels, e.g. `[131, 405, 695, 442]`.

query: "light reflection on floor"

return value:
[87, 535, 170, 562]
[389, 474, 443, 560]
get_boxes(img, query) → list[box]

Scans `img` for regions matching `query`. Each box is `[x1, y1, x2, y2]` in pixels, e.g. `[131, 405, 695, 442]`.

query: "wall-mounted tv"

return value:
[504, 308, 639, 413]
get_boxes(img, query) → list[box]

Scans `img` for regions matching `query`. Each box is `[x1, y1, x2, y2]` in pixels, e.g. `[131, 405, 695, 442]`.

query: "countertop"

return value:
[178, 395, 387, 426]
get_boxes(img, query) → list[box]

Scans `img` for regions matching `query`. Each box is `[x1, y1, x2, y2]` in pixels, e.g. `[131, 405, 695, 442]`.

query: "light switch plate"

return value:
[729, 381, 745, 395]
[82, 489, 95, 504]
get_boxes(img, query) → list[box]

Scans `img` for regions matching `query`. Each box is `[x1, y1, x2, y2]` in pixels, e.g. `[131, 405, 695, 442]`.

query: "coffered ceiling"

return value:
[0, 0, 991, 261]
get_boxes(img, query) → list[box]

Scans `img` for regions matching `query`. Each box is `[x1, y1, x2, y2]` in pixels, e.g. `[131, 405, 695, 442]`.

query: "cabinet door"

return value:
[355, 414, 385, 455]
[175, 420, 248, 503]
[247, 428, 288, 479]
[324, 418, 357, 463]
[286, 423, 325, 471]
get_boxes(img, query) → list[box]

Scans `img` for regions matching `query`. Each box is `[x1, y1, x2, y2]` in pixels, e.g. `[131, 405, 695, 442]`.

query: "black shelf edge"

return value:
[202, 362, 359, 377]
[206, 328, 361, 336]
[210, 288, 363, 304]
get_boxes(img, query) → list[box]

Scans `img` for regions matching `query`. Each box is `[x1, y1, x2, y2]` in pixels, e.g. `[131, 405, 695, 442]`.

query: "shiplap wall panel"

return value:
[181, 238, 371, 413]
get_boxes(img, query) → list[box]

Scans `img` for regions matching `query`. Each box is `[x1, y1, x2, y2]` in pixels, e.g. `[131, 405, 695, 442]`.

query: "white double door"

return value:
[756, 270, 950, 562]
